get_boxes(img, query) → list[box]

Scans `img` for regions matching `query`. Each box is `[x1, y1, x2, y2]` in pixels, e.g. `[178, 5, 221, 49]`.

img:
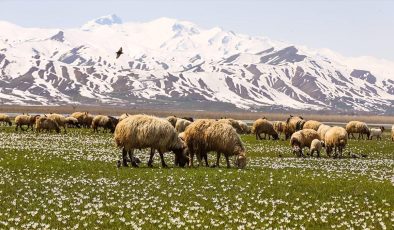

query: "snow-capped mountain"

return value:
[0, 15, 393, 113]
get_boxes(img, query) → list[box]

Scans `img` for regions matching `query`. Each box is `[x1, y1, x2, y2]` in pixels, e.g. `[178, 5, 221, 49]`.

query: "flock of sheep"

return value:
[0, 112, 393, 168]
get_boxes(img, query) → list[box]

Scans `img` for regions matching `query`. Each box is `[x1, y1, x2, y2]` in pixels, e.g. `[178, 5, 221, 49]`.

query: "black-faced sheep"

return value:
[345, 121, 370, 140]
[92, 115, 119, 133]
[303, 120, 322, 131]
[290, 129, 320, 157]
[35, 117, 60, 133]
[0, 114, 12, 126]
[15, 114, 40, 131]
[252, 118, 279, 140]
[175, 118, 192, 133]
[310, 139, 323, 157]
[369, 126, 384, 140]
[114, 115, 188, 168]
[285, 115, 305, 139]
[325, 126, 348, 158]
[182, 119, 247, 168]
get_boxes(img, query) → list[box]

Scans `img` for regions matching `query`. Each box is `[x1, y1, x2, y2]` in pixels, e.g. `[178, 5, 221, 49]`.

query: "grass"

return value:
[0, 126, 393, 229]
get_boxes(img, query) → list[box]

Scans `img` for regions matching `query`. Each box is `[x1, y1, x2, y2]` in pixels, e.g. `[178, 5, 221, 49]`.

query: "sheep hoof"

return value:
[131, 162, 139, 167]
[211, 164, 218, 168]
[162, 164, 168, 168]
[147, 160, 154, 167]
[122, 161, 129, 167]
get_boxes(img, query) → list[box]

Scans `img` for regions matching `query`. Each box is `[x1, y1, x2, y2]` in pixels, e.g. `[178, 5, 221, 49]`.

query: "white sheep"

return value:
[290, 129, 320, 157]
[114, 115, 188, 167]
[345, 121, 370, 140]
[325, 126, 348, 158]
[310, 139, 323, 157]
[369, 126, 384, 140]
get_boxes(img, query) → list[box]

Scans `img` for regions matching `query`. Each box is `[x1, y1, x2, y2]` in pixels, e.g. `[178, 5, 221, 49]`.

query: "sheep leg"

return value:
[189, 152, 194, 167]
[225, 155, 231, 168]
[255, 132, 259, 140]
[212, 152, 221, 168]
[196, 153, 203, 167]
[122, 148, 128, 167]
[158, 151, 168, 168]
[203, 153, 209, 167]
[148, 148, 155, 167]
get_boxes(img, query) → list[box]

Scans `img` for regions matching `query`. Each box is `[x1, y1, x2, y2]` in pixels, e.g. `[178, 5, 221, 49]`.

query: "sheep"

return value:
[317, 124, 331, 141]
[114, 115, 188, 168]
[252, 118, 279, 140]
[0, 114, 12, 126]
[391, 125, 394, 142]
[310, 139, 323, 157]
[285, 115, 305, 139]
[65, 117, 80, 128]
[175, 118, 192, 133]
[236, 120, 251, 134]
[218, 118, 244, 134]
[92, 115, 119, 133]
[183, 119, 247, 168]
[273, 121, 287, 138]
[35, 117, 60, 133]
[290, 129, 320, 157]
[345, 121, 370, 140]
[325, 126, 348, 158]
[166, 115, 177, 127]
[46, 113, 67, 133]
[119, 113, 130, 122]
[71, 112, 94, 128]
[15, 114, 40, 131]
[303, 120, 322, 131]
[369, 126, 385, 140]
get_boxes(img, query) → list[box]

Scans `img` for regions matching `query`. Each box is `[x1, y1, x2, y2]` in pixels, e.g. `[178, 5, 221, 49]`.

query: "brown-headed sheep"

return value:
[35, 117, 60, 133]
[310, 139, 323, 157]
[46, 113, 67, 133]
[114, 115, 188, 168]
[285, 115, 305, 139]
[71, 112, 94, 128]
[290, 129, 320, 157]
[252, 118, 279, 140]
[345, 121, 370, 140]
[175, 118, 192, 133]
[273, 121, 287, 138]
[317, 124, 331, 141]
[15, 114, 40, 131]
[303, 120, 322, 131]
[166, 115, 177, 127]
[183, 119, 247, 168]
[325, 126, 348, 158]
[92, 115, 119, 133]
[0, 114, 12, 126]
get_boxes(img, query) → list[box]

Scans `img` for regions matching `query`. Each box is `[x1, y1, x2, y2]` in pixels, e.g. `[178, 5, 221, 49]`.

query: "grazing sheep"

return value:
[310, 139, 323, 157]
[236, 120, 251, 134]
[218, 118, 244, 134]
[273, 121, 287, 138]
[166, 115, 177, 127]
[303, 120, 322, 131]
[317, 124, 331, 141]
[119, 113, 130, 122]
[65, 117, 80, 128]
[290, 129, 320, 157]
[114, 115, 188, 168]
[391, 125, 394, 142]
[71, 112, 94, 128]
[0, 114, 12, 126]
[46, 113, 67, 133]
[183, 119, 247, 168]
[369, 126, 385, 140]
[35, 117, 60, 133]
[252, 118, 279, 140]
[175, 118, 192, 133]
[92, 115, 119, 133]
[285, 115, 305, 139]
[325, 126, 348, 158]
[345, 121, 370, 140]
[15, 114, 40, 131]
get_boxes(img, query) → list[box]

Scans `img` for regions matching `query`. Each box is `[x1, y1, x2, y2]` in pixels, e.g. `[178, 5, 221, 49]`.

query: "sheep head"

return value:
[234, 152, 247, 169]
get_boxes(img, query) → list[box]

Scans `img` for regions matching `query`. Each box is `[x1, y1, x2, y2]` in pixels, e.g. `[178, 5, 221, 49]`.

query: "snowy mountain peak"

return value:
[82, 14, 122, 30]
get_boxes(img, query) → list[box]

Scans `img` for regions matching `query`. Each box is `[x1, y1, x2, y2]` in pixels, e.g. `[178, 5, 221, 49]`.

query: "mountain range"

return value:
[0, 14, 393, 114]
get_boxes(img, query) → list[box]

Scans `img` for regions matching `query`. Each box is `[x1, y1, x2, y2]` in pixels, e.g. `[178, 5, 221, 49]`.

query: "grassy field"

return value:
[0, 125, 393, 229]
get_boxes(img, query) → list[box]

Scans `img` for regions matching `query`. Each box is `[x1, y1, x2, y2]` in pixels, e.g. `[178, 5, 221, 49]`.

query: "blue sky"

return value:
[1, 0, 393, 60]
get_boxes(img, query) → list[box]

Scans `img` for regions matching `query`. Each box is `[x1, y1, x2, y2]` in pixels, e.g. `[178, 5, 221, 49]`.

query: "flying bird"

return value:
[116, 47, 123, 59]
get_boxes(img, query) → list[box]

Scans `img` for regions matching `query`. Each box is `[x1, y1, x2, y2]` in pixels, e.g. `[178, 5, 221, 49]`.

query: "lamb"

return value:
[303, 120, 322, 131]
[114, 115, 188, 167]
[369, 126, 385, 140]
[391, 125, 394, 142]
[71, 112, 94, 128]
[182, 119, 247, 168]
[35, 117, 60, 133]
[310, 139, 323, 157]
[325, 126, 348, 158]
[46, 113, 67, 133]
[273, 121, 287, 138]
[317, 124, 331, 141]
[345, 121, 370, 140]
[65, 117, 80, 128]
[0, 114, 12, 126]
[15, 114, 40, 131]
[285, 115, 305, 139]
[217, 118, 244, 134]
[290, 129, 320, 157]
[92, 115, 119, 133]
[166, 115, 178, 127]
[175, 118, 192, 133]
[252, 118, 279, 140]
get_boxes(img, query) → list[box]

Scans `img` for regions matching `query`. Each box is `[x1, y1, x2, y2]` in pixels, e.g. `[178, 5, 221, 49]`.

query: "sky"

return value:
[0, 0, 393, 61]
